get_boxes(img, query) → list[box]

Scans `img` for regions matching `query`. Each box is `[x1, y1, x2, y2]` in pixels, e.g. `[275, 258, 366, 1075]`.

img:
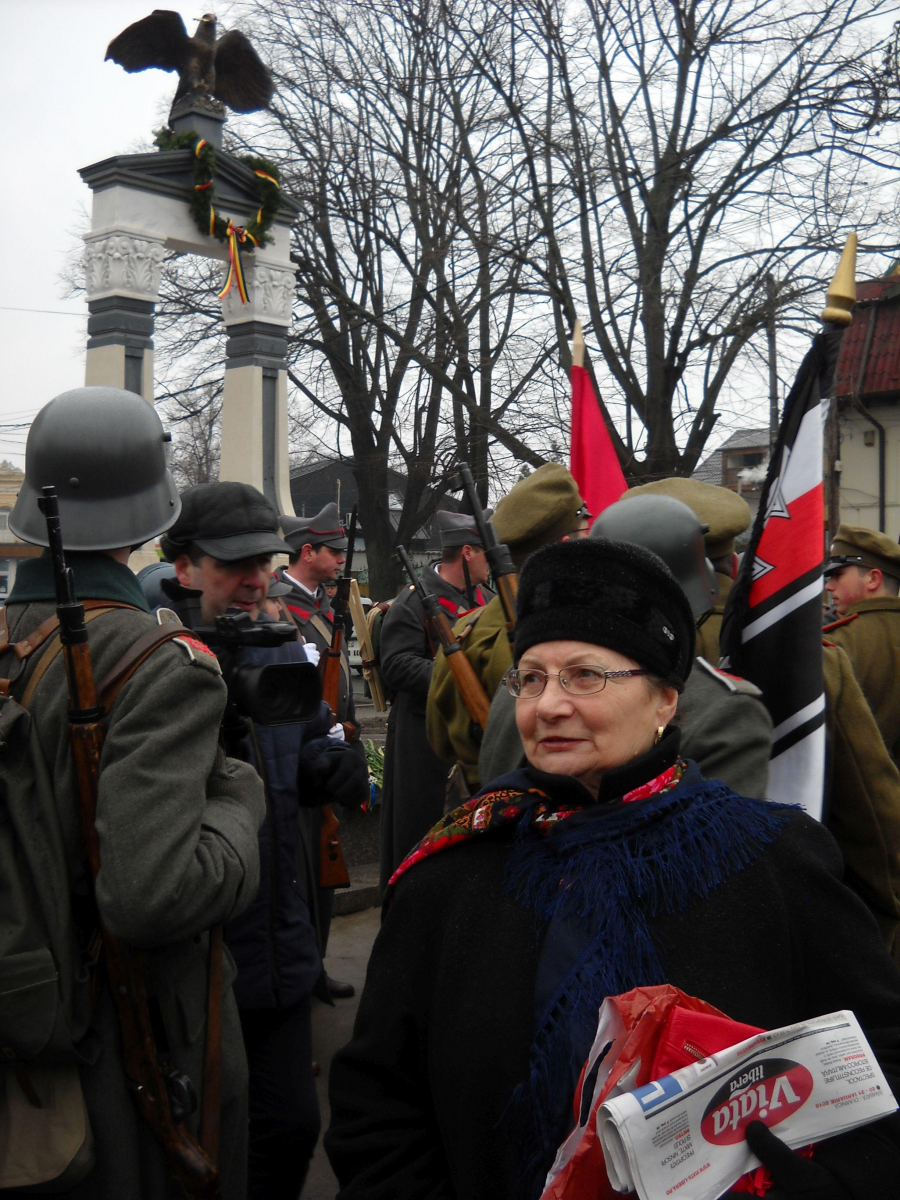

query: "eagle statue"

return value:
[106, 10, 274, 115]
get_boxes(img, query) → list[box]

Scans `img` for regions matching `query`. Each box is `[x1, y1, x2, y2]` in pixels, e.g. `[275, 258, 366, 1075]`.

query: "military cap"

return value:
[825, 524, 900, 582]
[281, 502, 348, 552]
[492, 463, 584, 567]
[435, 508, 492, 548]
[160, 482, 290, 562]
[267, 577, 294, 598]
[621, 477, 751, 560]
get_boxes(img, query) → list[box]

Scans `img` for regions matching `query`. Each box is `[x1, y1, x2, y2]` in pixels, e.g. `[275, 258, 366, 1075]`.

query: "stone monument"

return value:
[80, 11, 297, 519]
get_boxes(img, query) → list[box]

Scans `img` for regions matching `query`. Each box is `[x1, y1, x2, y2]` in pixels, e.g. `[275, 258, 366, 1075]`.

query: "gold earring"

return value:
[654, 726, 665, 744]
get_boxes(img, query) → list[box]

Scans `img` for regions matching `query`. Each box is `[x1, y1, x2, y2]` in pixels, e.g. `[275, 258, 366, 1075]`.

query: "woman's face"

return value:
[515, 639, 678, 795]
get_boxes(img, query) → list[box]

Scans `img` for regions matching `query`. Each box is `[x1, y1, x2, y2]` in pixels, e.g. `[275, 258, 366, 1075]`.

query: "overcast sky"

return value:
[0, 1, 229, 465]
[0, 2, 892, 472]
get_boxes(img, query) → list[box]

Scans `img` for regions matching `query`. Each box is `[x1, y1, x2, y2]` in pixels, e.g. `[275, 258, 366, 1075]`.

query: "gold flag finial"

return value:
[572, 318, 585, 369]
[821, 232, 857, 326]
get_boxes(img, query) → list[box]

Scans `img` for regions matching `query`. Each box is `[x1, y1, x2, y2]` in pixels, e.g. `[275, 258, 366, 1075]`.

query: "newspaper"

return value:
[596, 1010, 896, 1200]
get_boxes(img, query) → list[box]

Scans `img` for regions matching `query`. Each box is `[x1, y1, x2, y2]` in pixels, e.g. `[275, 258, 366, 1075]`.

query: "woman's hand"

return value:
[721, 1122, 852, 1199]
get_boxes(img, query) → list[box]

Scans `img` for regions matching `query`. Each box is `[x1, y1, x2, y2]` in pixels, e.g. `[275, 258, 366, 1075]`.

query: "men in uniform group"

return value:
[825, 524, 900, 764]
[378, 510, 493, 888]
[273, 503, 368, 993]
[3, 388, 266, 1198]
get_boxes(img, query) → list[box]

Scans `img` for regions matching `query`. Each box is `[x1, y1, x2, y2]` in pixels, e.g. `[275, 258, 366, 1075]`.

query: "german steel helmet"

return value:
[10, 386, 181, 550]
[590, 493, 718, 619]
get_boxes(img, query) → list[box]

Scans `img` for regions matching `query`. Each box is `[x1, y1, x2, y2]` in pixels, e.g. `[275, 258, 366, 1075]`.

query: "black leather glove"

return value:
[299, 741, 369, 808]
[721, 1121, 852, 1199]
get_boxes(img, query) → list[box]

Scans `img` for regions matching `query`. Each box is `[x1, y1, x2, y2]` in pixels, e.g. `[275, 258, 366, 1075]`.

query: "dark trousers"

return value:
[240, 1000, 320, 1200]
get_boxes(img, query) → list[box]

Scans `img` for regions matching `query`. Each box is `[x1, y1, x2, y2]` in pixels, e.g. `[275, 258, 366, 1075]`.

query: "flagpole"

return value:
[821, 232, 857, 326]
[719, 233, 857, 819]
[822, 233, 857, 538]
[572, 318, 585, 369]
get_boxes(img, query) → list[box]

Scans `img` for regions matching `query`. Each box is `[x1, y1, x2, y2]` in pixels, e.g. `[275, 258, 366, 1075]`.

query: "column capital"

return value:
[220, 258, 295, 328]
[83, 231, 166, 303]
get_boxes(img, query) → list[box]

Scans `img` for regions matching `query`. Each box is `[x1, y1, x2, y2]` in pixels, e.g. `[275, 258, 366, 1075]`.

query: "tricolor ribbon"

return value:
[254, 169, 279, 188]
[217, 220, 250, 304]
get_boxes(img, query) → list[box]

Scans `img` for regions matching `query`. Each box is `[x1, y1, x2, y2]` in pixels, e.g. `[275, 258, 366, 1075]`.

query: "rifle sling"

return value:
[18, 605, 130, 707]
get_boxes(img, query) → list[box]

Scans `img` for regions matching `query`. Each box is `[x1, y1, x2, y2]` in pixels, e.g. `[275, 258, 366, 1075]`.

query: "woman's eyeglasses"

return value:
[503, 664, 648, 698]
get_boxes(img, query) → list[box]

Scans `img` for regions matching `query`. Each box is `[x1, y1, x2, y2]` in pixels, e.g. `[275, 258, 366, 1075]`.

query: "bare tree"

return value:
[163, 385, 223, 488]
[447, 0, 899, 479]
[130, 0, 897, 592]
[241, 0, 561, 593]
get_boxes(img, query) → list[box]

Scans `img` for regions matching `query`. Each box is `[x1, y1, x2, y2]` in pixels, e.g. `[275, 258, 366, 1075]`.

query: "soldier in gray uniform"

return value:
[479, 494, 774, 798]
[272, 503, 367, 991]
[379, 510, 494, 888]
[4, 387, 264, 1200]
[275, 503, 356, 724]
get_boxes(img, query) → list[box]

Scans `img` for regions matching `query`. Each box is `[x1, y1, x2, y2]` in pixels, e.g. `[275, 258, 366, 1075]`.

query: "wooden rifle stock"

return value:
[396, 546, 490, 730]
[38, 488, 220, 1200]
[317, 597, 352, 891]
[317, 506, 357, 890]
[453, 462, 518, 635]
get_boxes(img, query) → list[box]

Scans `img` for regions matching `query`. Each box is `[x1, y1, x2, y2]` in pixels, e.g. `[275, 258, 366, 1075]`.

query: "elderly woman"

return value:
[326, 540, 900, 1200]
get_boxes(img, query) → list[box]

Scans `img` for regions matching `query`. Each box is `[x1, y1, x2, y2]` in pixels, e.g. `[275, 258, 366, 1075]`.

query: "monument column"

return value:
[83, 231, 165, 399]
[219, 257, 296, 515]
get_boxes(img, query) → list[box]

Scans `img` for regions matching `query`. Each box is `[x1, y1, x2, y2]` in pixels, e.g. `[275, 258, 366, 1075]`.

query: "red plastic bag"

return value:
[540, 985, 777, 1200]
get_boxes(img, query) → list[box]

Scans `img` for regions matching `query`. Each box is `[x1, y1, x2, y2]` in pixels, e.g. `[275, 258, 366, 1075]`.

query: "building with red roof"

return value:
[834, 270, 900, 538]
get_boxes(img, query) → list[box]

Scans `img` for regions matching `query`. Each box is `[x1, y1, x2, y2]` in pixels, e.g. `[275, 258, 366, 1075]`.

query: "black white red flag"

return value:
[720, 327, 844, 819]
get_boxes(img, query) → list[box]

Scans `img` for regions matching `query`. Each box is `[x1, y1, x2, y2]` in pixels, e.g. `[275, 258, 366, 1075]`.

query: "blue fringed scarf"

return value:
[502, 762, 793, 1197]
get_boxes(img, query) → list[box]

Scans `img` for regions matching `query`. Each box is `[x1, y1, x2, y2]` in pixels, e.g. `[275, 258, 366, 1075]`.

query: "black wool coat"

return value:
[326, 774, 900, 1200]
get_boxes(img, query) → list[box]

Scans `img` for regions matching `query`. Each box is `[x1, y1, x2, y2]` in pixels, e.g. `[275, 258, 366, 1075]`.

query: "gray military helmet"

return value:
[590, 494, 718, 619]
[10, 386, 180, 550]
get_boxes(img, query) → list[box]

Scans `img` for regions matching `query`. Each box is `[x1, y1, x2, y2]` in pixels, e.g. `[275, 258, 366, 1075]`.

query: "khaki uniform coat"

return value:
[823, 642, 900, 961]
[693, 572, 732, 664]
[426, 594, 512, 790]
[824, 597, 900, 764]
[4, 557, 264, 1200]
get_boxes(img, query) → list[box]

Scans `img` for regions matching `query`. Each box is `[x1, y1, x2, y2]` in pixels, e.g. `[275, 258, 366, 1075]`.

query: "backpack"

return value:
[0, 605, 186, 1068]
[0, 673, 96, 1069]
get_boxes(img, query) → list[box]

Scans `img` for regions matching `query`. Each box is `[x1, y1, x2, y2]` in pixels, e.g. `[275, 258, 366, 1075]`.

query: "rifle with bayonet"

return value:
[318, 505, 357, 890]
[451, 462, 518, 637]
[37, 485, 220, 1200]
[396, 545, 491, 730]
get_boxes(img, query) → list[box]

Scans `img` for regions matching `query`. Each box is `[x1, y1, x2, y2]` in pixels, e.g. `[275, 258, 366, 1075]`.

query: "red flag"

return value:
[570, 364, 627, 517]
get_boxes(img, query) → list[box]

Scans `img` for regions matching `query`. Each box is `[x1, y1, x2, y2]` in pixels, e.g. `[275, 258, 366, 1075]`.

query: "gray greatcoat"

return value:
[271, 568, 366, 954]
[3, 555, 264, 1200]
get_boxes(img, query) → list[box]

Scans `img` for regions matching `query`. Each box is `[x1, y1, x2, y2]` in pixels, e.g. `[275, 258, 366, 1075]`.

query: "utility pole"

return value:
[766, 273, 779, 451]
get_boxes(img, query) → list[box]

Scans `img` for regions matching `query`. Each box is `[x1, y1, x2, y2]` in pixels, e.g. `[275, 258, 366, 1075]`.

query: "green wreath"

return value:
[154, 127, 281, 250]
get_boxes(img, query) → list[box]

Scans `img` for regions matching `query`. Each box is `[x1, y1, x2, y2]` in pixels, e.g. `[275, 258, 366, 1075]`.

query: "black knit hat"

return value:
[514, 538, 695, 688]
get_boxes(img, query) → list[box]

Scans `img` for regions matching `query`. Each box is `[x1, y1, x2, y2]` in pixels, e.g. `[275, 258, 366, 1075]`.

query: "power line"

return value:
[0, 305, 84, 317]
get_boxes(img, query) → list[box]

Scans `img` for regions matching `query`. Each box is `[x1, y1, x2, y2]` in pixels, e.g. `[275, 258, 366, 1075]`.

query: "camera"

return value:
[194, 610, 322, 728]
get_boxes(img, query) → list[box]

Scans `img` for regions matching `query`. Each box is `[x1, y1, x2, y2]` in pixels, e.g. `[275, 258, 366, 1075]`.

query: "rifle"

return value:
[396, 545, 490, 730]
[452, 462, 518, 636]
[318, 505, 357, 890]
[36, 486, 220, 1199]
